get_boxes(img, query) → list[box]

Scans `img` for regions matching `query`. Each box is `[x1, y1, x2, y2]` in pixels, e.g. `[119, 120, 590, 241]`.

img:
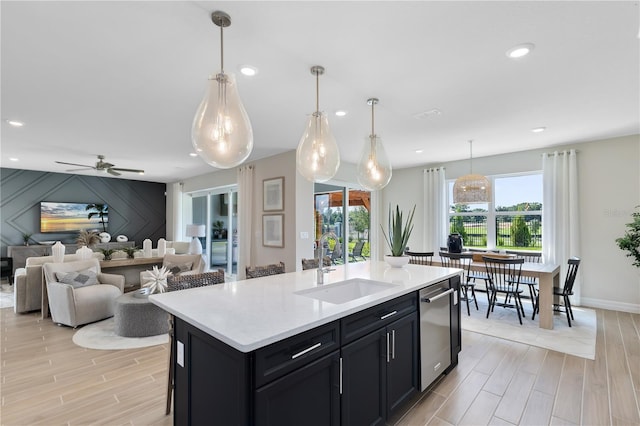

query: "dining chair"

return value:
[166, 269, 225, 415]
[439, 251, 477, 316]
[330, 242, 343, 265]
[532, 257, 581, 327]
[246, 262, 286, 279]
[349, 241, 366, 262]
[406, 251, 434, 266]
[506, 250, 541, 317]
[483, 256, 526, 325]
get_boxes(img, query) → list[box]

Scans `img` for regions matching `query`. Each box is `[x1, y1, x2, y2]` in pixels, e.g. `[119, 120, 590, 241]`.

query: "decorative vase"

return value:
[157, 238, 166, 257]
[116, 235, 128, 242]
[99, 232, 111, 243]
[52, 241, 65, 263]
[143, 239, 152, 258]
[76, 246, 93, 260]
[384, 255, 410, 268]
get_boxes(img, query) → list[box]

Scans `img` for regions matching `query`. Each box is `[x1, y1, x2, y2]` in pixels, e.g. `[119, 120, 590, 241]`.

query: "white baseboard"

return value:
[580, 297, 640, 314]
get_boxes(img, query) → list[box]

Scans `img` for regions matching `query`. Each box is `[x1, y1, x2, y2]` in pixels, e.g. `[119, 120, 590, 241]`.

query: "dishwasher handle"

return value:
[421, 288, 454, 303]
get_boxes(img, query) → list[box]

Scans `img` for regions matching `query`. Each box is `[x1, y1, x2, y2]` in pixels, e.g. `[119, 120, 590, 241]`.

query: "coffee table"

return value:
[114, 292, 169, 337]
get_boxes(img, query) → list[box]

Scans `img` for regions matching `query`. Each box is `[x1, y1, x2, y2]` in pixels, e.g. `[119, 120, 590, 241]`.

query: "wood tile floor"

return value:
[1, 307, 638, 425]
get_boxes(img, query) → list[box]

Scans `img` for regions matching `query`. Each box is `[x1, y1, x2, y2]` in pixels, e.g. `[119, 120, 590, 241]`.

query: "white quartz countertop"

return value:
[149, 261, 461, 352]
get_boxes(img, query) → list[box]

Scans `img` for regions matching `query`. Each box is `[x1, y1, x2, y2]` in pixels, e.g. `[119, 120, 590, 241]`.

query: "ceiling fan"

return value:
[55, 155, 144, 176]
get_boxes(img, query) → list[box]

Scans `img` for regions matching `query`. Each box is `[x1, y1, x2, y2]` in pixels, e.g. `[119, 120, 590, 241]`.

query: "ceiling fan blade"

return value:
[107, 169, 121, 176]
[110, 167, 144, 174]
[55, 160, 94, 168]
[66, 167, 94, 172]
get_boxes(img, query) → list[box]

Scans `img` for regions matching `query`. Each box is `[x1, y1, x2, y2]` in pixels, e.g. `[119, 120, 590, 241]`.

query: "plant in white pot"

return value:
[381, 204, 415, 267]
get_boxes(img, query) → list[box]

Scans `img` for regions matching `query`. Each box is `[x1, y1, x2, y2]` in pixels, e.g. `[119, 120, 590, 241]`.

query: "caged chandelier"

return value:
[453, 140, 491, 204]
[357, 98, 392, 191]
[192, 11, 253, 169]
[296, 66, 340, 182]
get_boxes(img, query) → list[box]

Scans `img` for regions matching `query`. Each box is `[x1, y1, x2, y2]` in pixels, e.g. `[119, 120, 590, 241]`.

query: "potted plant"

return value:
[99, 248, 115, 261]
[121, 246, 139, 259]
[616, 206, 640, 268]
[22, 233, 33, 246]
[381, 204, 415, 267]
[212, 220, 225, 239]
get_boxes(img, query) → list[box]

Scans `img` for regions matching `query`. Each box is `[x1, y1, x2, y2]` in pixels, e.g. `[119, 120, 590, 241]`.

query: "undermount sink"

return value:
[295, 278, 398, 305]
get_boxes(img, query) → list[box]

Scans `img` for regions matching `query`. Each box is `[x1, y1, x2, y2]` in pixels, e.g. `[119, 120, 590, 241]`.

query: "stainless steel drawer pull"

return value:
[380, 310, 397, 320]
[391, 329, 396, 360]
[421, 288, 454, 303]
[291, 342, 322, 359]
[386, 332, 390, 363]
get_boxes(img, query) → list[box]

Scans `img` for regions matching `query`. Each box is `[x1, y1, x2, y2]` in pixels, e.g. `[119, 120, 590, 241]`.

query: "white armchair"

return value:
[42, 258, 124, 328]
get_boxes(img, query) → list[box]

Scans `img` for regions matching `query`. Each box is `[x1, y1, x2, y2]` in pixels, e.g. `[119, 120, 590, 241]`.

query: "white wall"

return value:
[381, 135, 640, 313]
[170, 135, 640, 312]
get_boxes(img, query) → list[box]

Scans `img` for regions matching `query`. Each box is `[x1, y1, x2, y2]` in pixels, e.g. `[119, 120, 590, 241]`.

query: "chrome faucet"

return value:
[317, 231, 337, 284]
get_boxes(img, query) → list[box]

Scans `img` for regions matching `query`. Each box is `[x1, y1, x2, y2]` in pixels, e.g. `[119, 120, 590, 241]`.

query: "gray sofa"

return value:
[13, 253, 100, 314]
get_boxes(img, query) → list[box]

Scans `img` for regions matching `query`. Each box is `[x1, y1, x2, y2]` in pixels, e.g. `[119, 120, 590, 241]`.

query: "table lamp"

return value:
[186, 224, 206, 255]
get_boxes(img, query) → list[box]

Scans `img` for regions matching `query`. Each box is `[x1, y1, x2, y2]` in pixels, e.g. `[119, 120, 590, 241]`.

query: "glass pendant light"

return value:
[192, 11, 253, 169]
[453, 140, 491, 203]
[296, 65, 340, 182]
[357, 98, 392, 191]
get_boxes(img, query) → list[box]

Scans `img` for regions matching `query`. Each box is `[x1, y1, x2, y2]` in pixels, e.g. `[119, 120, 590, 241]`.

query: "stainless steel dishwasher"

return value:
[419, 281, 455, 391]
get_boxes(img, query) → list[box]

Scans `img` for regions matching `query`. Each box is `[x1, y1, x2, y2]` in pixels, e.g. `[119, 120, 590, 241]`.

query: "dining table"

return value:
[432, 255, 561, 330]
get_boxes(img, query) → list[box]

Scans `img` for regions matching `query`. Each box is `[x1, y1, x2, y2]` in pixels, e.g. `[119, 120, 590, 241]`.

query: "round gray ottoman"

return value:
[114, 292, 170, 337]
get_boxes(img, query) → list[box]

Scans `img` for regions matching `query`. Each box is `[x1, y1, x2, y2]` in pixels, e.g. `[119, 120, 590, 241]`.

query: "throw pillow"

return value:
[56, 268, 98, 288]
[165, 262, 193, 275]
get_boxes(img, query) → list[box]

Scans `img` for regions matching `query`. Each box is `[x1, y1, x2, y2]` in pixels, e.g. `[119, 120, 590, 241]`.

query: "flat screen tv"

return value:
[40, 202, 108, 233]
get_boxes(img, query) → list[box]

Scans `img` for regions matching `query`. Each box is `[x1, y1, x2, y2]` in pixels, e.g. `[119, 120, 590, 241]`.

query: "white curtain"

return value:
[423, 168, 448, 252]
[237, 165, 254, 280]
[168, 182, 183, 241]
[542, 150, 581, 303]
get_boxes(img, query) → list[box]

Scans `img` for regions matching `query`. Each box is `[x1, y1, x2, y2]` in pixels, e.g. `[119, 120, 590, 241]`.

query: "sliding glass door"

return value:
[314, 184, 371, 264]
[189, 186, 238, 276]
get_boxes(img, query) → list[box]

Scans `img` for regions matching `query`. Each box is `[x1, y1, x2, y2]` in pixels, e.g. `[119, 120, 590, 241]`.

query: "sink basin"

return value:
[295, 278, 398, 304]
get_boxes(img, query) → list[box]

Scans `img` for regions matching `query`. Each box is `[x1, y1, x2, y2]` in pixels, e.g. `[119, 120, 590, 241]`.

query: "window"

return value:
[448, 172, 542, 251]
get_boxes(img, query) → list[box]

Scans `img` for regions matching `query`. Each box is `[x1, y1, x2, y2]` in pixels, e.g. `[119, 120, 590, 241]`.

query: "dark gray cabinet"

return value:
[255, 352, 341, 426]
[341, 307, 418, 425]
[172, 280, 458, 426]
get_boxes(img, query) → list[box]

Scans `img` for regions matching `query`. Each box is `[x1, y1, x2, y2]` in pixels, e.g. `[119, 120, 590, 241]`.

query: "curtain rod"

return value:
[541, 149, 578, 157]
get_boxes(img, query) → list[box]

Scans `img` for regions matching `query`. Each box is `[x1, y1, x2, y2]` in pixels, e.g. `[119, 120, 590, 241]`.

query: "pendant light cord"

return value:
[315, 71, 320, 113]
[371, 101, 375, 136]
[219, 24, 224, 73]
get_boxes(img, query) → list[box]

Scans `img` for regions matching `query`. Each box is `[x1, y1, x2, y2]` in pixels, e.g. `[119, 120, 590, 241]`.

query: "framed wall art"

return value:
[262, 214, 284, 248]
[263, 177, 284, 211]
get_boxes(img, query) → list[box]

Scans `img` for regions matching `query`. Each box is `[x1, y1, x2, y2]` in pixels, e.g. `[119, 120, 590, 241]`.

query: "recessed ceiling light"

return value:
[335, 110, 347, 117]
[239, 65, 258, 76]
[189, 152, 198, 157]
[415, 149, 424, 154]
[9, 157, 19, 162]
[531, 127, 546, 133]
[7, 120, 24, 127]
[506, 43, 535, 59]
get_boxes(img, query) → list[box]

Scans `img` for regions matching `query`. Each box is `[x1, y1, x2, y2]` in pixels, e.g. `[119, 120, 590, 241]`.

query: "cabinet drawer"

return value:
[255, 321, 340, 387]
[341, 292, 417, 344]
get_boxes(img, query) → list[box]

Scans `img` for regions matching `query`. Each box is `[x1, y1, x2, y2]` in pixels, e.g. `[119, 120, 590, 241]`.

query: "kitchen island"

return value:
[150, 261, 462, 425]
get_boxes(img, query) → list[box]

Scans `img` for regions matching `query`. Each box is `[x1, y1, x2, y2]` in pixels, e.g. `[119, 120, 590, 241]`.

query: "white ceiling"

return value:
[2, 1, 639, 184]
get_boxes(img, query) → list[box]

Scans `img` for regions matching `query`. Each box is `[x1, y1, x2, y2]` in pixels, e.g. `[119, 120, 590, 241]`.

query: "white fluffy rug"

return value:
[461, 295, 596, 360]
[73, 317, 169, 350]
[0, 283, 14, 309]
